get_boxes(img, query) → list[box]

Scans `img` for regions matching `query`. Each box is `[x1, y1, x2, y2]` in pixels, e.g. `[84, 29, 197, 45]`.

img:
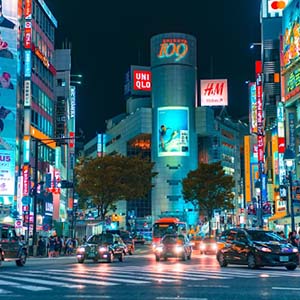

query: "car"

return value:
[0, 223, 27, 267]
[199, 237, 218, 254]
[216, 228, 299, 270]
[76, 232, 127, 263]
[133, 234, 145, 245]
[190, 235, 202, 250]
[154, 234, 192, 262]
[107, 230, 135, 255]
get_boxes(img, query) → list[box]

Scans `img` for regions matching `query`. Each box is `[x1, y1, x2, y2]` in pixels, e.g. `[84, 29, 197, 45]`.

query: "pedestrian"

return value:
[37, 236, 45, 256]
[48, 236, 55, 257]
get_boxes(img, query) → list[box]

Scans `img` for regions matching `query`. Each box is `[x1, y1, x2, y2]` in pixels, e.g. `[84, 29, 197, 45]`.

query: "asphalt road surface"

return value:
[0, 244, 300, 300]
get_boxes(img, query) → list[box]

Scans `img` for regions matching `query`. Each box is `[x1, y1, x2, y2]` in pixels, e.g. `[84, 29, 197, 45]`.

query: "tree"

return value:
[182, 161, 235, 236]
[75, 155, 157, 220]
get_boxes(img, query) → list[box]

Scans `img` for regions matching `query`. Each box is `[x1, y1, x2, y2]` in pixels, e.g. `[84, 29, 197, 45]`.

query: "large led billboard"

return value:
[200, 79, 228, 106]
[282, 0, 300, 69]
[157, 107, 189, 157]
[261, 0, 291, 18]
[0, 0, 17, 197]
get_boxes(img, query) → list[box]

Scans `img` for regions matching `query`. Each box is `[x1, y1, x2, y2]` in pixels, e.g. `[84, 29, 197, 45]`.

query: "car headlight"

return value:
[200, 244, 206, 250]
[99, 246, 107, 252]
[175, 246, 184, 253]
[156, 246, 163, 252]
[77, 247, 85, 253]
[292, 247, 298, 253]
[212, 243, 218, 250]
[255, 246, 272, 253]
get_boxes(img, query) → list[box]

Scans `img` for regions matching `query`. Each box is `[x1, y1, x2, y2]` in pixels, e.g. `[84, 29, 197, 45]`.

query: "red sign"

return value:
[22, 165, 30, 196]
[278, 137, 285, 153]
[69, 132, 75, 148]
[24, 0, 32, 19]
[24, 22, 32, 49]
[133, 70, 152, 91]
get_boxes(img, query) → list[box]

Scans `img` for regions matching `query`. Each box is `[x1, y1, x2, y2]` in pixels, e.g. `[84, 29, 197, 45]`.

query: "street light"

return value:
[283, 147, 296, 232]
[250, 42, 262, 49]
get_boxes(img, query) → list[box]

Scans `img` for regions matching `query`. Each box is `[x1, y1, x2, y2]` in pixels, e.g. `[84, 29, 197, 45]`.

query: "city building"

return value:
[0, 0, 75, 241]
[101, 33, 247, 230]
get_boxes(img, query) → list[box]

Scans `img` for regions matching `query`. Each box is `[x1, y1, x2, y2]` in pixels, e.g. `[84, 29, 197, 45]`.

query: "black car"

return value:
[0, 224, 27, 267]
[107, 230, 135, 255]
[216, 228, 299, 270]
[154, 234, 192, 262]
[76, 232, 127, 263]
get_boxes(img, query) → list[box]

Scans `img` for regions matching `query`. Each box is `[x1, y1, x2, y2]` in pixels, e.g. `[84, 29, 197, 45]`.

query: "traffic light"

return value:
[58, 180, 74, 189]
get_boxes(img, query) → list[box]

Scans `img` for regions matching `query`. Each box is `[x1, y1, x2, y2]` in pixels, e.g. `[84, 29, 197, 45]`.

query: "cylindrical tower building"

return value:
[151, 33, 198, 224]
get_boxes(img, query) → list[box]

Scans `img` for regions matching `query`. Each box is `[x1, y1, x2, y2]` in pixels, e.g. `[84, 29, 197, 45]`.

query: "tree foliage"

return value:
[75, 155, 157, 220]
[182, 161, 235, 235]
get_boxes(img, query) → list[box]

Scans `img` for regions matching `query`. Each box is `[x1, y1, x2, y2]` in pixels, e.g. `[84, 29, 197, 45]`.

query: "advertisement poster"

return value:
[157, 107, 189, 157]
[0, 0, 17, 196]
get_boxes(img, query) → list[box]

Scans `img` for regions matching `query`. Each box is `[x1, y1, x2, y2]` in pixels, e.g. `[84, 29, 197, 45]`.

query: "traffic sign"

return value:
[15, 220, 23, 228]
[22, 196, 31, 206]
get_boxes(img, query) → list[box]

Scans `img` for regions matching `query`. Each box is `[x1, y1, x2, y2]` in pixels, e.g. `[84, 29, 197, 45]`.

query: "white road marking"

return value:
[64, 296, 111, 299]
[272, 287, 300, 291]
[156, 298, 208, 300]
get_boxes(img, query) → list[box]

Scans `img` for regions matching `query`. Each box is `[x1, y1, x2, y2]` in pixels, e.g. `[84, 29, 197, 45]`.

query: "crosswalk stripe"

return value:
[53, 269, 176, 283]
[97, 267, 233, 280]
[0, 278, 51, 291]
[30, 270, 150, 284]
[7, 271, 116, 286]
[0, 288, 12, 294]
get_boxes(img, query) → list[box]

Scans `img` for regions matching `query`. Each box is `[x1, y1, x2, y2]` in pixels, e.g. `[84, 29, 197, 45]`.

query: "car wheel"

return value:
[286, 264, 297, 271]
[155, 255, 160, 262]
[247, 253, 257, 269]
[217, 252, 228, 267]
[16, 251, 26, 267]
[107, 253, 114, 263]
[77, 258, 85, 263]
[118, 252, 125, 262]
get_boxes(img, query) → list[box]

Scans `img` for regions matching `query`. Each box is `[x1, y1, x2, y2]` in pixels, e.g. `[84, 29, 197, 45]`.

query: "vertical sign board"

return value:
[288, 112, 296, 153]
[249, 82, 257, 134]
[157, 107, 189, 157]
[0, 0, 18, 199]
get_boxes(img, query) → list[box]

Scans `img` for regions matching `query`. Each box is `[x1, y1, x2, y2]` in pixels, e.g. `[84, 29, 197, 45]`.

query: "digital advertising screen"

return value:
[157, 107, 189, 157]
[0, 0, 18, 197]
[282, 0, 300, 69]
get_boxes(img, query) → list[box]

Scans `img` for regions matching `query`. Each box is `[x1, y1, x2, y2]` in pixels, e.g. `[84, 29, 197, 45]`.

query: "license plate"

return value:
[280, 256, 289, 262]
[89, 253, 96, 258]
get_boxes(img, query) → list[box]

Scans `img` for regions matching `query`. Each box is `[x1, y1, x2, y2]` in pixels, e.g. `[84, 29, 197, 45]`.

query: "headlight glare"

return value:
[175, 246, 184, 253]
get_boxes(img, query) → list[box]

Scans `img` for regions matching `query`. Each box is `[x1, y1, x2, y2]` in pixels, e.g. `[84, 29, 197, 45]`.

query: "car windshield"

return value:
[247, 231, 285, 242]
[203, 238, 216, 243]
[87, 234, 114, 244]
[162, 235, 181, 244]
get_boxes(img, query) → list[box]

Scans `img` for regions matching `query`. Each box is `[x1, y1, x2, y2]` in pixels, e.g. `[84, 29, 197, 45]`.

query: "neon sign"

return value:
[157, 39, 188, 62]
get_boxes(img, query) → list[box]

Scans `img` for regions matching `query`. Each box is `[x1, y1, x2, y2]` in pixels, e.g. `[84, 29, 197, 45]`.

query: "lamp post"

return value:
[283, 147, 296, 232]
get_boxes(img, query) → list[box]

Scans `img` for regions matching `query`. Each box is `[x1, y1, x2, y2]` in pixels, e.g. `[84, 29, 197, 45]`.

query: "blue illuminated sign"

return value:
[24, 50, 31, 77]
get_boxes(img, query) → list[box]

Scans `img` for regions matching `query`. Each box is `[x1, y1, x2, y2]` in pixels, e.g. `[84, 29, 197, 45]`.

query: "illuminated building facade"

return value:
[103, 33, 245, 229]
[0, 0, 75, 238]
[279, 0, 300, 232]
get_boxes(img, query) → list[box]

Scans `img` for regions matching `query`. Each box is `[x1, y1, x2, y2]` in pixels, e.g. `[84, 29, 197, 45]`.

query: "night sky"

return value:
[47, 0, 261, 141]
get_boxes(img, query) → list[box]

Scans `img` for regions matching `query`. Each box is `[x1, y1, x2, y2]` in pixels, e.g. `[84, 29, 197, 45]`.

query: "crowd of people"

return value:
[36, 236, 80, 257]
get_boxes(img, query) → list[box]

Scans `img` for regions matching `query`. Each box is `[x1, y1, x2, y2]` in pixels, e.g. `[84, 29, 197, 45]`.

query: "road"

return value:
[0, 244, 300, 300]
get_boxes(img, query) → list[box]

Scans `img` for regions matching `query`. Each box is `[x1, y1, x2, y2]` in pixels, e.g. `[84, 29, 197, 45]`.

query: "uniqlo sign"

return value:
[133, 70, 151, 91]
